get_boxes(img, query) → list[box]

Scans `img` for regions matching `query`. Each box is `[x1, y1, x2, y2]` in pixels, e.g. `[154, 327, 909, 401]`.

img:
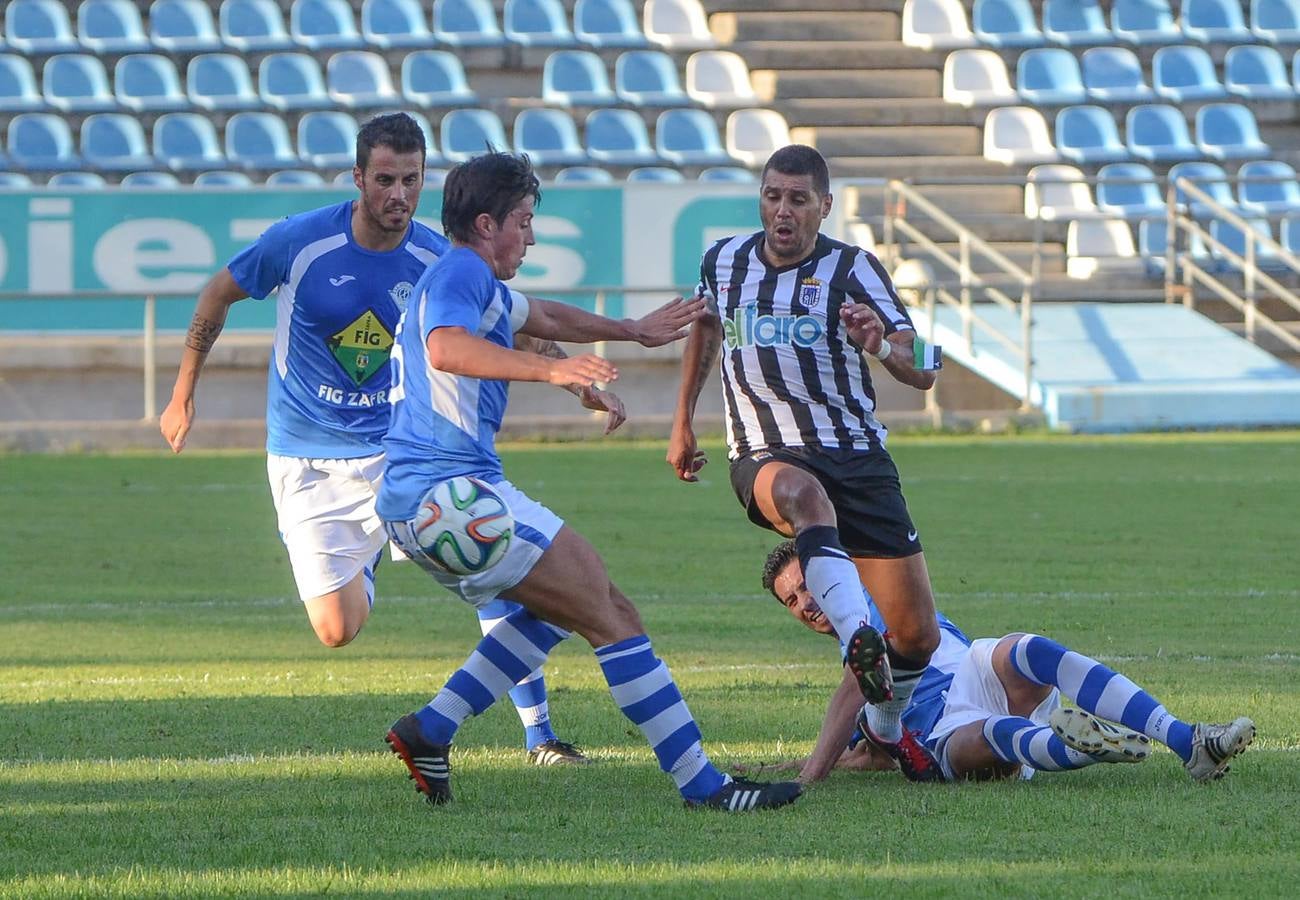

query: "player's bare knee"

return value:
[313, 619, 360, 648]
[773, 471, 835, 531]
[889, 617, 940, 661]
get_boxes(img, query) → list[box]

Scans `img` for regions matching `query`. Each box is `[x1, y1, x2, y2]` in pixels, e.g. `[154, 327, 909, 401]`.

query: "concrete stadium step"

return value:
[703, 0, 905, 12]
[793, 124, 982, 157]
[777, 98, 977, 127]
[903, 242, 1067, 275]
[848, 184, 1027, 218]
[710, 11, 898, 43]
[826, 156, 1013, 179]
[736, 40, 945, 70]
[753, 69, 940, 100]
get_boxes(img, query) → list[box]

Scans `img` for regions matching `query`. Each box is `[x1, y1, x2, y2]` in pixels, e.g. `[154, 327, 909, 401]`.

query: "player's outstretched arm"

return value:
[515, 333, 627, 433]
[520, 295, 705, 347]
[160, 268, 249, 453]
[840, 302, 938, 391]
[427, 326, 617, 387]
[799, 669, 870, 784]
[666, 310, 722, 483]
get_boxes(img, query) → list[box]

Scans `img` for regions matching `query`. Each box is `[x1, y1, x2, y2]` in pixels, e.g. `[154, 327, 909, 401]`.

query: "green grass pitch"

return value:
[2, 435, 1299, 898]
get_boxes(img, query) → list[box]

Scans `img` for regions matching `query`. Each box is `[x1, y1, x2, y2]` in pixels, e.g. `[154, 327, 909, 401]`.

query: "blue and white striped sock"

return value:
[478, 600, 556, 750]
[1010, 634, 1195, 762]
[982, 715, 1098, 772]
[595, 635, 728, 803]
[415, 606, 570, 746]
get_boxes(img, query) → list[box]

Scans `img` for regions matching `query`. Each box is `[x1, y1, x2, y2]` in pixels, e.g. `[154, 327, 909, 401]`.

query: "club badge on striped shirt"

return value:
[798, 276, 824, 311]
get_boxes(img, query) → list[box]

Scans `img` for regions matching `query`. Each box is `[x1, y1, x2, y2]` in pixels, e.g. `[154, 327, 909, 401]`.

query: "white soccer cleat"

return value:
[1185, 717, 1256, 783]
[1049, 707, 1150, 764]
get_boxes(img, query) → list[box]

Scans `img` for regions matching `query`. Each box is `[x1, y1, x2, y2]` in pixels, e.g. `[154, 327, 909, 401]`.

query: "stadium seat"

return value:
[1168, 160, 1237, 213]
[42, 55, 115, 113]
[80, 113, 154, 171]
[1281, 216, 1300, 254]
[644, 0, 715, 50]
[424, 167, 450, 186]
[47, 171, 108, 187]
[512, 107, 586, 165]
[326, 51, 399, 108]
[121, 170, 182, 188]
[982, 106, 1058, 164]
[1125, 104, 1199, 162]
[0, 55, 44, 112]
[574, 0, 648, 48]
[149, 0, 222, 53]
[1042, 0, 1112, 46]
[267, 168, 326, 186]
[290, 0, 364, 49]
[726, 108, 790, 168]
[1237, 159, 1300, 213]
[504, 0, 576, 46]
[187, 54, 259, 111]
[543, 50, 617, 106]
[77, 0, 150, 53]
[1210, 218, 1282, 269]
[1153, 46, 1227, 101]
[615, 50, 690, 106]
[331, 169, 356, 187]
[1025, 164, 1098, 219]
[433, 0, 506, 47]
[401, 110, 439, 159]
[902, 0, 975, 49]
[5, 0, 79, 55]
[8, 113, 79, 169]
[1225, 45, 1293, 99]
[1055, 106, 1128, 163]
[699, 166, 757, 183]
[686, 51, 757, 108]
[1065, 219, 1141, 278]
[1196, 103, 1269, 159]
[401, 51, 477, 107]
[1111, 0, 1182, 45]
[114, 54, 188, 113]
[194, 170, 255, 186]
[584, 107, 658, 165]
[218, 0, 294, 52]
[846, 221, 877, 254]
[943, 49, 1017, 106]
[655, 107, 732, 166]
[1181, 0, 1254, 43]
[361, 0, 436, 48]
[1096, 162, 1166, 217]
[225, 111, 299, 169]
[1016, 48, 1087, 105]
[554, 165, 616, 183]
[1081, 46, 1155, 102]
[0, 173, 35, 187]
[153, 112, 225, 170]
[1138, 216, 1209, 274]
[972, 0, 1045, 47]
[1252, 0, 1300, 42]
[297, 110, 359, 168]
[440, 108, 509, 162]
[627, 166, 685, 182]
[258, 53, 330, 111]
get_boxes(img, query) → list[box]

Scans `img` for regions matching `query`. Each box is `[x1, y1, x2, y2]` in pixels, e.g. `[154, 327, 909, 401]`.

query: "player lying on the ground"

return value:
[751, 541, 1255, 784]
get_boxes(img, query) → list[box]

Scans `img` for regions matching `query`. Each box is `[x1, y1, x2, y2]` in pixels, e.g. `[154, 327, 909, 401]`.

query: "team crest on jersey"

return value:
[799, 276, 824, 310]
[327, 308, 394, 386]
[389, 281, 414, 312]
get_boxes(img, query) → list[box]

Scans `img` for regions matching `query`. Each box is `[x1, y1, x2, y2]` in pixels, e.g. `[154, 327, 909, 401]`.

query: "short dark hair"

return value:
[760, 144, 830, 196]
[761, 540, 800, 599]
[355, 113, 427, 171]
[441, 151, 542, 243]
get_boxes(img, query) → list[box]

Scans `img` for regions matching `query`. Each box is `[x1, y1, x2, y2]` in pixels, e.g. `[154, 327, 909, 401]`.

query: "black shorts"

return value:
[729, 446, 922, 559]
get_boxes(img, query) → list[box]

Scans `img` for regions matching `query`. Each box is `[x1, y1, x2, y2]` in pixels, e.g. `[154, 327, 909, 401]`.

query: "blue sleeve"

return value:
[421, 256, 494, 339]
[226, 217, 294, 300]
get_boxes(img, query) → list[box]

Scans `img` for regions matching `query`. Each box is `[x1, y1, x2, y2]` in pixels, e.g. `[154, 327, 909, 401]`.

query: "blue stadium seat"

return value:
[424, 167, 450, 186]
[290, 0, 364, 50]
[1042, 0, 1111, 46]
[1096, 162, 1166, 217]
[397, 110, 439, 161]
[1126, 105, 1199, 162]
[699, 166, 756, 183]
[615, 50, 690, 106]
[1210, 218, 1282, 270]
[513, 108, 587, 165]
[78, 0, 150, 53]
[121, 170, 182, 188]
[149, 0, 222, 53]
[225, 111, 299, 169]
[267, 168, 326, 186]
[1082, 47, 1155, 102]
[1281, 217, 1300, 254]
[153, 112, 225, 170]
[574, 0, 648, 48]
[1237, 159, 1300, 213]
[543, 50, 617, 106]
[433, 0, 506, 47]
[326, 51, 399, 108]
[1168, 160, 1237, 213]
[47, 171, 108, 187]
[297, 110, 359, 168]
[258, 53, 330, 111]
[7, 113, 79, 169]
[81, 113, 154, 171]
[554, 165, 616, 182]
[361, 0, 436, 48]
[1016, 48, 1086, 105]
[627, 166, 685, 182]
[1181, 0, 1254, 43]
[440, 108, 509, 162]
[1055, 105, 1128, 163]
[654, 108, 731, 166]
[219, 0, 294, 52]
[0, 173, 35, 187]
[194, 170, 255, 186]
[1225, 45, 1293, 99]
[114, 54, 188, 112]
[1252, 0, 1300, 42]
[187, 54, 259, 111]
[505, 0, 576, 46]
[42, 55, 115, 113]
[1196, 103, 1269, 159]
[0, 54, 44, 112]
[401, 50, 477, 107]
[1139, 216, 1209, 273]
[1153, 45, 1226, 101]
[1111, 0, 1182, 45]
[972, 0, 1045, 47]
[5, 0, 80, 55]
[584, 107, 658, 165]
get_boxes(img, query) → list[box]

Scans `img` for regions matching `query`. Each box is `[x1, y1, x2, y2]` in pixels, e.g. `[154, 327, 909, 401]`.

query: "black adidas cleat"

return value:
[685, 777, 803, 812]
[845, 624, 894, 703]
[527, 739, 591, 766]
[856, 706, 944, 783]
[385, 713, 452, 805]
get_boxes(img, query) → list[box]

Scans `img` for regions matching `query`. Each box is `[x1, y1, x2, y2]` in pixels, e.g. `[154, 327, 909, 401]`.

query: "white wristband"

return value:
[871, 340, 892, 362]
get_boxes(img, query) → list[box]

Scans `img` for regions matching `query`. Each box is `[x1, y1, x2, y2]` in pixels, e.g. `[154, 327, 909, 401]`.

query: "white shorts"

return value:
[927, 637, 1060, 781]
[384, 478, 564, 609]
[267, 452, 391, 602]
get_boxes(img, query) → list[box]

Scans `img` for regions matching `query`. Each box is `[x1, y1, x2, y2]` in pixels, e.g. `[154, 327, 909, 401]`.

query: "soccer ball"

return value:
[413, 476, 514, 576]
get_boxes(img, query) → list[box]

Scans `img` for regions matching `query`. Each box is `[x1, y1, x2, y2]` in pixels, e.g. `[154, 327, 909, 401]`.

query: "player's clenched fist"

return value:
[839, 302, 885, 355]
[159, 396, 195, 453]
[667, 424, 708, 483]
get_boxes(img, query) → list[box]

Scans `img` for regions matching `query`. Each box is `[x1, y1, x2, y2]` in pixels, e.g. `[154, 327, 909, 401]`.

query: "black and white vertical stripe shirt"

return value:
[697, 231, 914, 460]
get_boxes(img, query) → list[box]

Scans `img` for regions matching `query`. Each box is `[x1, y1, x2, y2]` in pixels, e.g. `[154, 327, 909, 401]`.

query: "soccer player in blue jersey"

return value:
[755, 542, 1256, 785]
[377, 150, 802, 812]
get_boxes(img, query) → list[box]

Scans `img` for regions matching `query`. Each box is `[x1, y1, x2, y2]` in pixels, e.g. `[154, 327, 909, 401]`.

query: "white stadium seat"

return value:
[943, 48, 1017, 106]
[902, 0, 976, 49]
[643, 0, 714, 49]
[685, 51, 757, 108]
[1066, 218, 1143, 279]
[1025, 164, 1099, 220]
[725, 108, 791, 168]
[983, 106, 1059, 165]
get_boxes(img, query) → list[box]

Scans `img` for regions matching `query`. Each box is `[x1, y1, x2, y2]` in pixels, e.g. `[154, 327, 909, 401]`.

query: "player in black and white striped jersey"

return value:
[668, 144, 945, 772]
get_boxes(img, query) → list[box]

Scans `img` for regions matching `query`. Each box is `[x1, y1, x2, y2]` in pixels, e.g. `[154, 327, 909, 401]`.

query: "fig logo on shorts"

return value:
[723, 304, 824, 351]
[799, 276, 824, 311]
[327, 308, 394, 386]
[389, 281, 414, 313]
